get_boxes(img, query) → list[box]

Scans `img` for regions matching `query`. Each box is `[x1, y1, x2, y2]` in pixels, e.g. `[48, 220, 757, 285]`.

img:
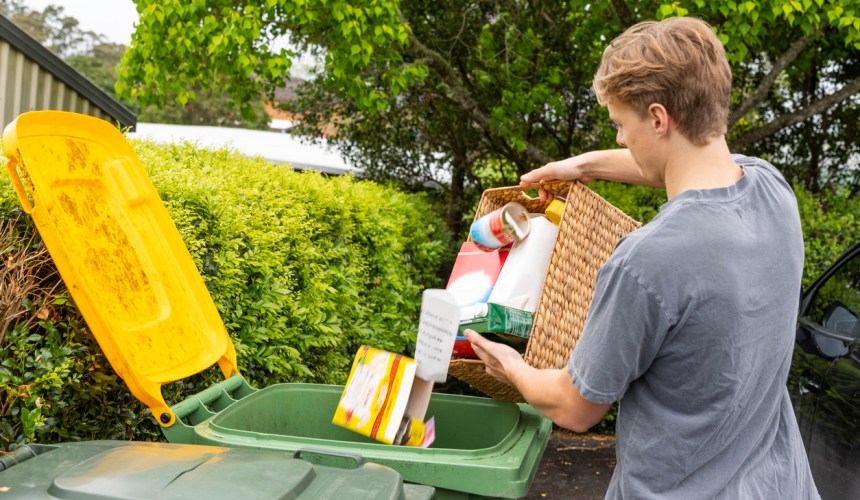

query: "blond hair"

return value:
[593, 17, 732, 145]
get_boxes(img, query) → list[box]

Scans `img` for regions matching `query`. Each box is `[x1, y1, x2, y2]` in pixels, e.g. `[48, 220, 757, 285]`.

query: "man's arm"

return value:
[464, 330, 611, 433]
[520, 149, 665, 191]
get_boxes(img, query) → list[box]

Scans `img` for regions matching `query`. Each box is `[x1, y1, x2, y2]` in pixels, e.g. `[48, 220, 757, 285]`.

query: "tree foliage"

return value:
[117, 1, 425, 117]
[3, 1, 271, 129]
[136, 84, 272, 129]
[119, 1, 860, 236]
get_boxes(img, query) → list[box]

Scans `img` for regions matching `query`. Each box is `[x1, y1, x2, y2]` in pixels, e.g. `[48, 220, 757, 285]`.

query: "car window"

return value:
[805, 253, 860, 358]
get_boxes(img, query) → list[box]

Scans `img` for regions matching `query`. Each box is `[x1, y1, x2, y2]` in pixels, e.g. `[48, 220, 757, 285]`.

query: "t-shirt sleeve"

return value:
[568, 262, 672, 404]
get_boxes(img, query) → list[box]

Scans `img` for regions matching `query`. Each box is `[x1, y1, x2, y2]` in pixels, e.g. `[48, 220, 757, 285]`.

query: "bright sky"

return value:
[22, 0, 138, 45]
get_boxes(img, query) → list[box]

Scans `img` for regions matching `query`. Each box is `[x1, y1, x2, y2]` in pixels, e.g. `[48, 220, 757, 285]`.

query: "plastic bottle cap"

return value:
[545, 198, 565, 225]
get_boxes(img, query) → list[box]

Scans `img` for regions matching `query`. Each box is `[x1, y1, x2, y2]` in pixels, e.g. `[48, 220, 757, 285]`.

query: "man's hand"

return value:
[519, 152, 600, 191]
[464, 328, 612, 433]
[463, 329, 527, 385]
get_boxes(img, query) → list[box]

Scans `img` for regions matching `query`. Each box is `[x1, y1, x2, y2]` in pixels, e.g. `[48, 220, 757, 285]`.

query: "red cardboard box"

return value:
[446, 241, 509, 307]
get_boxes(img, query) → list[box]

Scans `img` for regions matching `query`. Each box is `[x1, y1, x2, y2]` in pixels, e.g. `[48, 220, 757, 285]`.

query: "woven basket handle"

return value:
[506, 180, 573, 195]
[474, 181, 574, 220]
[515, 180, 573, 191]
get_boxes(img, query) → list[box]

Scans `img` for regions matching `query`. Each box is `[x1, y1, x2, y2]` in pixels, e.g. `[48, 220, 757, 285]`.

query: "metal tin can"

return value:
[470, 202, 531, 251]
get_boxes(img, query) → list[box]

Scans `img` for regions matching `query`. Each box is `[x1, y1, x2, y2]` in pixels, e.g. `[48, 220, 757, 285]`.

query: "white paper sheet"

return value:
[487, 215, 559, 313]
[414, 289, 460, 382]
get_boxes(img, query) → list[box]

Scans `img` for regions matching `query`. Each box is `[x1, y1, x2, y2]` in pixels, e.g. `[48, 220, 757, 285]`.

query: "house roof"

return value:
[272, 77, 304, 103]
[0, 14, 136, 130]
[126, 122, 361, 176]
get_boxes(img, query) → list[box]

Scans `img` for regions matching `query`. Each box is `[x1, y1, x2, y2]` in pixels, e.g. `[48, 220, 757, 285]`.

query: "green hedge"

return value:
[0, 140, 449, 450]
[136, 142, 449, 383]
[792, 183, 859, 288]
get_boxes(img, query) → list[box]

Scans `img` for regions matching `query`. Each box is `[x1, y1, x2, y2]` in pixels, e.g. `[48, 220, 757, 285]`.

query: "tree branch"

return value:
[608, 0, 635, 30]
[729, 75, 860, 152]
[399, 12, 553, 165]
[728, 21, 828, 126]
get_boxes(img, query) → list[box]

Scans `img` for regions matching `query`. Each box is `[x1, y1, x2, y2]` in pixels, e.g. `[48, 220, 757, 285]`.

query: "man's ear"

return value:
[648, 103, 670, 136]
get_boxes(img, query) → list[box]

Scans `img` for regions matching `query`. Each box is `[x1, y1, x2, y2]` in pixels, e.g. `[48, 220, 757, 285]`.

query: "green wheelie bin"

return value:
[0, 440, 434, 499]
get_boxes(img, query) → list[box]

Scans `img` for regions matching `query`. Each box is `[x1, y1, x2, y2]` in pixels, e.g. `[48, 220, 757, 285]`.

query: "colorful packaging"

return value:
[545, 197, 566, 226]
[333, 346, 417, 445]
[395, 416, 436, 447]
[333, 346, 435, 447]
[469, 202, 531, 251]
[458, 302, 534, 351]
[452, 336, 478, 358]
[446, 241, 509, 307]
[487, 215, 559, 313]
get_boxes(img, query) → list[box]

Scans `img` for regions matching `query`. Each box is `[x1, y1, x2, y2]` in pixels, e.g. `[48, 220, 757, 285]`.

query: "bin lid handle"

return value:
[294, 447, 364, 469]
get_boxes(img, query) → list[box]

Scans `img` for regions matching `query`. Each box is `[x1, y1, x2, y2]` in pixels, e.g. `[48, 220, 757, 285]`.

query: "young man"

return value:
[465, 17, 820, 499]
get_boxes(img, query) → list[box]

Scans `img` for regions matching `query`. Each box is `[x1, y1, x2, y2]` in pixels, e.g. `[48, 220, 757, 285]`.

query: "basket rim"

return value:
[477, 181, 640, 227]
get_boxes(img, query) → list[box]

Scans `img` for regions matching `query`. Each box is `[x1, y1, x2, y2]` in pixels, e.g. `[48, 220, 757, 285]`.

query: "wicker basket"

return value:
[448, 181, 641, 401]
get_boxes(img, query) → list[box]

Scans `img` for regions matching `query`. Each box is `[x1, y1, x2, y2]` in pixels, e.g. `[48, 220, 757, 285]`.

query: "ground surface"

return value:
[434, 380, 616, 499]
[525, 429, 616, 499]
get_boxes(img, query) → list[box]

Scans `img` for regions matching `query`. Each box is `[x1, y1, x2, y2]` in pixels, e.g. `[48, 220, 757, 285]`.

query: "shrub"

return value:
[793, 183, 859, 289]
[0, 139, 449, 450]
[136, 141, 449, 386]
[589, 180, 667, 224]
[0, 214, 156, 450]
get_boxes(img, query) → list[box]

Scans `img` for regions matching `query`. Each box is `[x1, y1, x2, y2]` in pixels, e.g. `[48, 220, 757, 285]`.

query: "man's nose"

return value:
[616, 130, 625, 147]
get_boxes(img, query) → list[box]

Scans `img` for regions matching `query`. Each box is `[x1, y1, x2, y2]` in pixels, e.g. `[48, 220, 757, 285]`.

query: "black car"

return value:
[792, 242, 860, 499]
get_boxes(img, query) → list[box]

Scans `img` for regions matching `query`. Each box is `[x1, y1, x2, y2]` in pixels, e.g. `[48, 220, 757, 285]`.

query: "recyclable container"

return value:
[0, 440, 434, 499]
[2, 111, 551, 499]
[164, 377, 550, 498]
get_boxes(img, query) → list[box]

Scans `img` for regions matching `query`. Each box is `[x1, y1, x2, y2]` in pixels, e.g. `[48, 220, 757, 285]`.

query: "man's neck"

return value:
[663, 137, 743, 199]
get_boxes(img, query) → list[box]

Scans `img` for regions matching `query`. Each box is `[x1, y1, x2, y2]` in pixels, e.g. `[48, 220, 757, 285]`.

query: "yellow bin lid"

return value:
[2, 111, 238, 426]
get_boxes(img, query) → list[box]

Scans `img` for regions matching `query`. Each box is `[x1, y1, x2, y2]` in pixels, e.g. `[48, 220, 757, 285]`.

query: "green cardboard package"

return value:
[458, 303, 533, 351]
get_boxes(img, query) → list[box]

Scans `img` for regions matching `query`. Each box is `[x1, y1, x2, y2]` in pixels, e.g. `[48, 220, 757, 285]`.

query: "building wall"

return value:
[0, 39, 117, 132]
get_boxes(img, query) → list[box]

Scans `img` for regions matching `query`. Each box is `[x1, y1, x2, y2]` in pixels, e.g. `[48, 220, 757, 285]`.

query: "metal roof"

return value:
[127, 122, 361, 176]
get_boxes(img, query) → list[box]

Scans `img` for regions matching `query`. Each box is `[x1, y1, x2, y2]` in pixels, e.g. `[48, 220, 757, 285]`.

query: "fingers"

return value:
[463, 329, 485, 348]
[464, 330, 520, 385]
[520, 159, 581, 203]
[464, 329, 511, 361]
[464, 329, 491, 366]
[539, 189, 553, 203]
[464, 330, 497, 375]
[464, 329, 497, 359]
[520, 166, 560, 203]
[519, 162, 559, 187]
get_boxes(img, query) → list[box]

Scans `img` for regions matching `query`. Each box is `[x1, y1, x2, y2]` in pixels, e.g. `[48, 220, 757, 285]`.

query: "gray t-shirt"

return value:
[569, 155, 819, 499]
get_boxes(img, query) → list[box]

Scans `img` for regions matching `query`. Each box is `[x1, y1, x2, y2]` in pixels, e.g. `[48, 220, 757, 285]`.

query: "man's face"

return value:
[607, 100, 661, 180]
